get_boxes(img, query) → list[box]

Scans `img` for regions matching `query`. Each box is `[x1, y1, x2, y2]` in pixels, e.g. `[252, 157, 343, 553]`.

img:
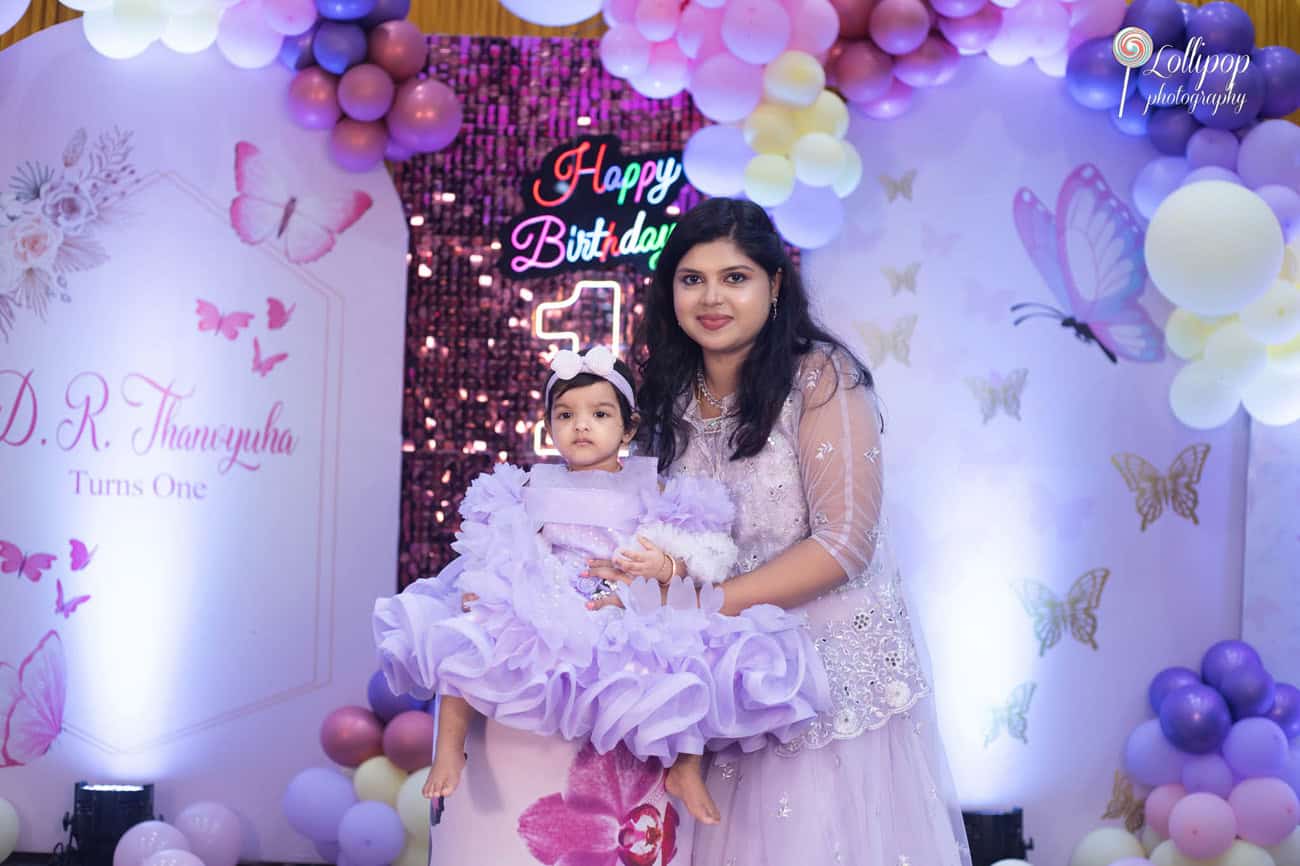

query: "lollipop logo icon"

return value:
[1113, 27, 1154, 117]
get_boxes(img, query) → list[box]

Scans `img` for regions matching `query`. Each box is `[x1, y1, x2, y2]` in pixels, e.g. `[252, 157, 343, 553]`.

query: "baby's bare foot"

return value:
[665, 763, 720, 825]
[423, 752, 466, 799]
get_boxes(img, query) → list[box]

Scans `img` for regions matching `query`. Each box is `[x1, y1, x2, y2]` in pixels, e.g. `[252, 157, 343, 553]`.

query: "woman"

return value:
[591, 198, 972, 866]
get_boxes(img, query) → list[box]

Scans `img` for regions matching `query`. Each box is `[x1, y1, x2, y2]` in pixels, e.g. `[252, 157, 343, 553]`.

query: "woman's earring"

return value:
[770, 297, 778, 320]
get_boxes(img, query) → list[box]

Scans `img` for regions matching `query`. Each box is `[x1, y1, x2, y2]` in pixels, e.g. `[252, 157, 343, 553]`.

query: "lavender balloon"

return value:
[359, 0, 408, 28]
[1160, 683, 1233, 754]
[282, 768, 357, 842]
[1237, 120, 1300, 190]
[1185, 127, 1239, 168]
[1266, 682, 1300, 738]
[1202, 640, 1264, 690]
[1190, 54, 1265, 130]
[1138, 56, 1187, 101]
[1221, 664, 1277, 719]
[1123, 0, 1186, 50]
[1148, 107, 1202, 154]
[1224, 717, 1289, 778]
[1126, 717, 1190, 786]
[1254, 46, 1300, 118]
[337, 802, 405, 866]
[1150, 667, 1204, 715]
[1111, 106, 1150, 136]
[278, 27, 317, 70]
[1182, 752, 1235, 797]
[1186, 1, 1255, 56]
[313, 20, 368, 74]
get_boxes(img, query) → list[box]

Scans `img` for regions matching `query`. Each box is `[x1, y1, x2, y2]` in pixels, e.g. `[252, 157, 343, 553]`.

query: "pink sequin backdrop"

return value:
[393, 36, 702, 588]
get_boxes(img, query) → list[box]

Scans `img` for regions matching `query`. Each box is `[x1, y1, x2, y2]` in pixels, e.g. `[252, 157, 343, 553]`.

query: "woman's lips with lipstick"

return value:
[697, 315, 732, 331]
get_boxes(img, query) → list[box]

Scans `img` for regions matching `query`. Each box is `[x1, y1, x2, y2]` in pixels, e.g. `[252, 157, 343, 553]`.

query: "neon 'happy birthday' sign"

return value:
[500, 135, 686, 277]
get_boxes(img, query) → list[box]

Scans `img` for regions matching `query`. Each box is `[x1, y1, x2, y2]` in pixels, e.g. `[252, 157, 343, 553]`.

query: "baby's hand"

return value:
[614, 536, 676, 585]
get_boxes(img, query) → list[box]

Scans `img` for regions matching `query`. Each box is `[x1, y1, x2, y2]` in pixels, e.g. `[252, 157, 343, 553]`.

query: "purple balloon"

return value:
[282, 768, 357, 843]
[366, 670, 424, 723]
[1139, 54, 1187, 101]
[278, 26, 318, 69]
[1126, 717, 1190, 786]
[1190, 54, 1265, 130]
[1222, 664, 1278, 719]
[1254, 46, 1300, 118]
[1182, 165, 1243, 185]
[1112, 106, 1150, 136]
[337, 802, 404, 866]
[1161, 683, 1234, 754]
[1123, 0, 1186, 51]
[359, 0, 408, 28]
[1148, 107, 1202, 154]
[1224, 717, 1289, 778]
[1266, 682, 1300, 738]
[1237, 120, 1300, 189]
[313, 20, 368, 74]
[1132, 155, 1190, 219]
[1183, 752, 1235, 797]
[313, 840, 340, 862]
[1202, 640, 1264, 690]
[1151, 667, 1205, 716]
[1185, 127, 1239, 168]
[316, 0, 376, 22]
[1067, 37, 1133, 110]
[1186, 1, 1255, 56]
[1282, 742, 1300, 796]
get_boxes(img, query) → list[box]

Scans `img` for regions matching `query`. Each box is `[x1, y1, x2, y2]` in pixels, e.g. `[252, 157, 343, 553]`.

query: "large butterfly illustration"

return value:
[0, 631, 65, 766]
[1102, 770, 1146, 834]
[1010, 164, 1164, 365]
[1014, 568, 1110, 657]
[230, 142, 373, 265]
[1111, 444, 1211, 532]
[966, 369, 1028, 423]
[0, 541, 55, 583]
[857, 315, 917, 367]
[984, 681, 1036, 747]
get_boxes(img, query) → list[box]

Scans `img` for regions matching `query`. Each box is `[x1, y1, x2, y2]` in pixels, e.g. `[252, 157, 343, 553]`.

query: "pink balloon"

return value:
[869, 0, 930, 54]
[601, 23, 653, 77]
[367, 20, 427, 82]
[287, 67, 342, 130]
[938, 4, 1002, 53]
[894, 33, 960, 86]
[788, 0, 840, 54]
[721, 0, 792, 64]
[856, 75, 913, 118]
[382, 709, 437, 772]
[329, 119, 388, 172]
[114, 823, 191, 866]
[1145, 783, 1188, 837]
[338, 63, 395, 122]
[828, 0, 874, 38]
[388, 78, 462, 153]
[689, 52, 764, 122]
[603, 0, 637, 26]
[217, 0, 284, 69]
[174, 802, 242, 866]
[629, 39, 690, 97]
[635, 0, 680, 41]
[1066, 0, 1125, 50]
[676, 2, 724, 58]
[1229, 777, 1300, 847]
[930, 0, 986, 17]
[262, 0, 316, 35]
[833, 39, 895, 102]
[1002, 0, 1069, 57]
[384, 136, 414, 161]
[320, 705, 384, 767]
[1168, 792, 1238, 861]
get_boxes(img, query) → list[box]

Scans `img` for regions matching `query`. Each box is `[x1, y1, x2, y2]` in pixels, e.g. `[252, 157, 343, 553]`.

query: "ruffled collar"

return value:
[528, 456, 659, 492]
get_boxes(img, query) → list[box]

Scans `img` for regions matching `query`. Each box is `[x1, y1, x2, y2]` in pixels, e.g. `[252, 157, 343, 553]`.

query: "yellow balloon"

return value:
[1204, 320, 1269, 388]
[1166, 308, 1223, 360]
[1150, 839, 1211, 866]
[1239, 279, 1300, 345]
[1214, 840, 1278, 866]
[1268, 331, 1300, 374]
[394, 838, 430, 866]
[762, 51, 825, 107]
[743, 104, 797, 156]
[354, 756, 407, 805]
[396, 766, 431, 836]
[793, 91, 849, 139]
[743, 154, 795, 207]
[791, 132, 845, 187]
[1141, 826, 1167, 856]
[832, 142, 863, 198]
[1070, 827, 1145, 866]
[0, 797, 18, 863]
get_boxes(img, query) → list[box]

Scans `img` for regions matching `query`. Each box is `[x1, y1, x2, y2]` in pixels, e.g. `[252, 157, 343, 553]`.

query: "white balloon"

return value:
[161, 6, 219, 52]
[58, 0, 112, 13]
[395, 767, 430, 837]
[393, 839, 429, 866]
[1169, 360, 1242, 429]
[1166, 308, 1222, 360]
[1217, 840, 1279, 866]
[1146, 182, 1285, 317]
[991, 861, 1033, 866]
[498, 0, 601, 26]
[1151, 838, 1212, 866]
[1070, 827, 1146, 866]
[1141, 824, 1167, 855]
[215, 0, 280, 68]
[1204, 320, 1269, 388]
[140, 850, 205, 866]
[0, 798, 18, 863]
[1241, 362, 1300, 426]
[1268, 827, 1300, 866]
[1240, 280, 1300, 345]
[82, 5, 160, 58]
[0, 0, 31, 34]
[1269, 333, 1300, 375]
[682, 124, 753, 197]
[832, 142, 863, 198]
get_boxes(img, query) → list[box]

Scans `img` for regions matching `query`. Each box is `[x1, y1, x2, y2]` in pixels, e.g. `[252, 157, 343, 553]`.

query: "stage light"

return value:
[55, 782, 155, 866]
[962, 808, 1034, 866]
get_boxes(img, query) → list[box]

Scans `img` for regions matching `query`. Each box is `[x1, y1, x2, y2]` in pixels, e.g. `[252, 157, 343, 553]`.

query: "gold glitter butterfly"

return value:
[882, 262, 921, 295]
[1014, 568, 1110, 657]
[1111, 444, 1211, 532]
[879, 169, 917, 202]
[984, 681, 1036, 747]
[965, 369, 1028, 423]
[1102, 770, 1145, 834]
[856, 315, 916, 367]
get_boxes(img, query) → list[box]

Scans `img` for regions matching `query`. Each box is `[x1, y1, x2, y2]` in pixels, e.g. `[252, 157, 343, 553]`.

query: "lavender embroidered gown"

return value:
[666, 348, 973, 866]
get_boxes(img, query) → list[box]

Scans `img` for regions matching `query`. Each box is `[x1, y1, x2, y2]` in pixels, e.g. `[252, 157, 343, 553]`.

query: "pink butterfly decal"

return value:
[963, 277, 1019, 325]
[1011, 164, 1165, 365]
[0, 541, 56, 583]
[230, 142, 373, 265]
[54, 580, 91, 619]
[69, 539, 96, 572]
[252, 337, 288, 377]
[197, 300, 254, 341]
[0, 631, 65, 767]
[267, 297, 295, 330]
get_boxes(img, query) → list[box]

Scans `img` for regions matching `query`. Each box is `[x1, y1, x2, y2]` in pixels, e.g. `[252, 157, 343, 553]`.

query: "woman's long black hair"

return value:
[633, 197, 875, 473]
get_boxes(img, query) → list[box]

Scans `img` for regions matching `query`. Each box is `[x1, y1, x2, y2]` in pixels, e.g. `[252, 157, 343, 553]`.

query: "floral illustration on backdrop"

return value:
[0, 127, 140, 341]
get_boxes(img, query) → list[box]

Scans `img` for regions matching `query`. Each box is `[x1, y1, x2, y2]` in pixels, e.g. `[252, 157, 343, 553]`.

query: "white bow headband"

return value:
[544, 346, 637, 411]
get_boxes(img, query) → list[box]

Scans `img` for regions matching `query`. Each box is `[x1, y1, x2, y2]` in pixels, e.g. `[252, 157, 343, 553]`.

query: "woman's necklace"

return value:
[696, 369, 729, 413]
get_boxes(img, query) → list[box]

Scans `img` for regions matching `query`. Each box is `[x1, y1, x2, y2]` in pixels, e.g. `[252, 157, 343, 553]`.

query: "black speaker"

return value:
[58, 783, 155, 866]
[962, 808, 1034, 866]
